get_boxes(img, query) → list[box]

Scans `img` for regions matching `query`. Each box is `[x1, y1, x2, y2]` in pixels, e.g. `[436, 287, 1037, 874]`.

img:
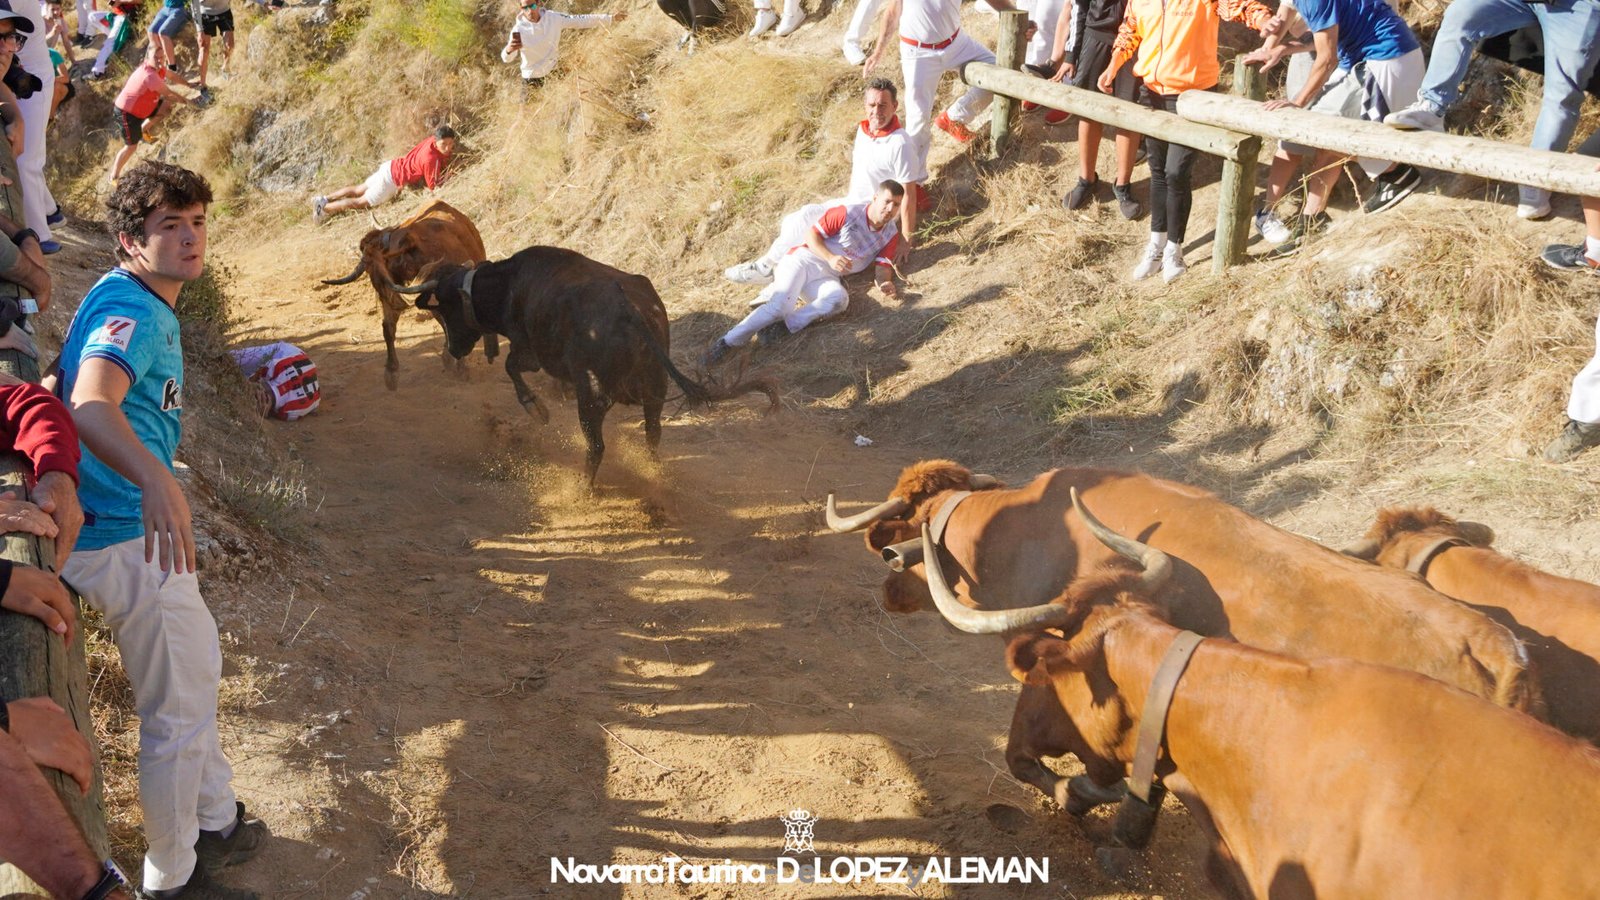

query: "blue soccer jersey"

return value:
[56, 268, 184, 550]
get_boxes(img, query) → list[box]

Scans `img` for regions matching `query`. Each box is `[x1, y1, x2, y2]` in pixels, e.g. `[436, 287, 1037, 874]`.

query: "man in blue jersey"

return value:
[55, 162, 265, 900]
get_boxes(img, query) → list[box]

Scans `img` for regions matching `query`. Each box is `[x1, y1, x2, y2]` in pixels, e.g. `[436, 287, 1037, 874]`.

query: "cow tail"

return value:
[1480, 629, 1545, 718]
[616, 283, 713, 407]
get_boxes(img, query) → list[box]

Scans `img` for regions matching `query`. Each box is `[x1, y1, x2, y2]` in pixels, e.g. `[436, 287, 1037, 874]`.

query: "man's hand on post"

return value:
[1, 564, 74, 642]
[33, 471, 81, 571]
[6, 697, 92, 795]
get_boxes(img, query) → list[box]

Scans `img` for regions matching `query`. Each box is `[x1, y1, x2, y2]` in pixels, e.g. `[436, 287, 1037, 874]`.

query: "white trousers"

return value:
[843, 0, 884, 45]
[16, 84, 54, 240]
[724, 252, 849, 345]
[92, 11, 126, 74]
[64, 539, 238, 892]
[757, 201, 835, 269]
[901, 33, 995, 167]
[75, 0, 94, 36]
[1018, 0, 1067, 69]
[1569, 308, 1600, 424]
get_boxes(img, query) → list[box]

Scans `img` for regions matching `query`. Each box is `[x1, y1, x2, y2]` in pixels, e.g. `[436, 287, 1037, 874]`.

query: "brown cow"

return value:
[826, 461, 1538, 730]
[986, 518, 1600, 900]
[1345, 506, 1600, 743]
[321, 199, 495, 390]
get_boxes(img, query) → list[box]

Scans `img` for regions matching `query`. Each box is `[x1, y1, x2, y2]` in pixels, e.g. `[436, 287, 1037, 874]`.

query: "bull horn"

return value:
[321, 259, 368, 285]
[368, 210, 385, 230]
[1456, 521, 1495, 547]
[386, 279, 439, 295]
[824, 494, 908, 533]
[1070, 487, 1172, 593]
[880, 537, 923, 572]
[1338, 538, 1382, 560]
[922, 524, 1074, 634]
[970, 474, 999, 489]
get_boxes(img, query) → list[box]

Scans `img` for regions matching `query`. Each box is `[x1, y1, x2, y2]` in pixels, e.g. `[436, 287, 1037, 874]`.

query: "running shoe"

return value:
[724, 258, 773, 285]
[1544, 419, 1600, 463]
[1254, 207, 1291, 245]
[1383, 102, 1443, 132]
[1540, 243, 1600, 274]
[934, 111, 974, 143]
[1113, 182, 1142, 220]
[1062, 175, 1096, 211]
[1363, 164, 1419, 214]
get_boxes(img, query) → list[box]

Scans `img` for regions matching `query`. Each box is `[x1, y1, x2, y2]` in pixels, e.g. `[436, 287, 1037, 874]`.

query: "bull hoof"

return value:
[1064, 776, 1126, 816]
[453, 358, 471, 381]
[384, 368, 398, 391]
[521, 397, 551, 424]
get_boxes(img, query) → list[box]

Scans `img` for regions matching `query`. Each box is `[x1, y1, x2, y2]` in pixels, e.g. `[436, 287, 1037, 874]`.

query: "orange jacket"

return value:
[1108, 0, 1272, 95]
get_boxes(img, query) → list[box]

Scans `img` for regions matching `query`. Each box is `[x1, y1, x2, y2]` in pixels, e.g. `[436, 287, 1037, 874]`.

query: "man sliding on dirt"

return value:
[57, 162, 267, 900]
[311, 125, 457, 224]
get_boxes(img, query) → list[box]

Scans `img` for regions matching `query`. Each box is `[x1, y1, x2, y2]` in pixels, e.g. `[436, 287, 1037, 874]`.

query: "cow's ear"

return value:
[416, 293, 440, 310]
[1007, 633, 1068, 684]
[864, 520, 914, 552]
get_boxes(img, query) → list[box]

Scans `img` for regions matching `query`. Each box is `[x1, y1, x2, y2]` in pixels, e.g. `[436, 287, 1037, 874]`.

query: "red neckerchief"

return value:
[859, 116, 902, 139]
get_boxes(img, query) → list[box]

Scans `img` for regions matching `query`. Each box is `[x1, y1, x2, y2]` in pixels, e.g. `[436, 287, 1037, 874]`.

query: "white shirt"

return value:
[8, 0, 50, 78]
[848, 117, 924, 198]
[500, 11, 610, 80]
[898, 0, 962, 46]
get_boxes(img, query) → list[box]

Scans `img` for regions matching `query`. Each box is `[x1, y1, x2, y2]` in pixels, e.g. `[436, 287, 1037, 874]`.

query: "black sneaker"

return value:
[701, 337, 732, 367]
[146, 863, 259, 900]
[1363, 164, 1419, 214]
[1544, 419, 1600, 463]
[194, 803, 268, 871]
[756, 322, 790, 346]
[1541, 243, 1600, 274]
[1063, 176, 1098, 211]
[1112, 182, 1142, 220]
[1269, 210, 1333, 258]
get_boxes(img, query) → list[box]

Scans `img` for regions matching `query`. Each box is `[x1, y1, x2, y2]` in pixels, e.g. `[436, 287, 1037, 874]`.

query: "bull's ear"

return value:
[1007, 633, 1068, 684]
[416, 293, 440, 310]
[865, 520, 915, 552]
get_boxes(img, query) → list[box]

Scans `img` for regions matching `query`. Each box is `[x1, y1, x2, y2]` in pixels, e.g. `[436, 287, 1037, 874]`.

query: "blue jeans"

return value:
[149, 4, 189, 37]
[1418, 0, 1600, 160]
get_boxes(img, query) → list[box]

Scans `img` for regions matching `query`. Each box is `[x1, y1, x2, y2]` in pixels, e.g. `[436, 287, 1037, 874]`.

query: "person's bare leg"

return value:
[324, 195, 372, 216]
[221, 30, 233, 74]
[1113, 128, 1138, 188]
[108, 143, 138, 183]
[325, 183, 364, 202]
[197, 32, 210, 89]
[1078, 119, 1103, 182]
[1302, 149, 1346, 216]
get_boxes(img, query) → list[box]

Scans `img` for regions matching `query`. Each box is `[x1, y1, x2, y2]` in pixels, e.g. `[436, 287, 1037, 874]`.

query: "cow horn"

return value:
[921, 524, 1074, 634]
[369, 210, 385, 230]
[970, 474, 999, 489]
[1456, 521, 1495, 547]
[321, 259, 368, 285]
[824, 494, 908, 533]
[1070, 487, 1172, 593]
[1338, 538, 1382, 560]
[386, 279, 439, 295]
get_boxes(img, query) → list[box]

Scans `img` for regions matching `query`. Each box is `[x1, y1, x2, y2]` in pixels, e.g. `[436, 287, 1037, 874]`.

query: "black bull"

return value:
[393, 246, 778, 484]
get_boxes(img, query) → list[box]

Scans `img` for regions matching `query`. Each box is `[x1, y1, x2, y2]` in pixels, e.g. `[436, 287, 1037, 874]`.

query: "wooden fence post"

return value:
[988, 10, 1028, 160]
[0, 132, 109, 893]
[1212, 55, 1264, 274]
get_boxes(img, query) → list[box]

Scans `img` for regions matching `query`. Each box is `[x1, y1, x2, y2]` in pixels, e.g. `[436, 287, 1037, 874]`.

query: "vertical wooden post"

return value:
[0, 130, 109, 894]
[1212, 55, 1265, 273]
[988, 10, 1028, 160]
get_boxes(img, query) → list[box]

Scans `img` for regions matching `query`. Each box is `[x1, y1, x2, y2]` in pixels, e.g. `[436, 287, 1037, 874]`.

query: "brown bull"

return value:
[991, 516, 1600, 900]
[826, 461, 1537, 725]
[1345, 506, 1600, 743]
[321, 199, 496, 390]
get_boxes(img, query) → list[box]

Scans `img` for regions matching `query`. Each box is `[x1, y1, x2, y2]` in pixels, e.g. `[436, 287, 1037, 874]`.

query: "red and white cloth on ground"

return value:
[230, 341, 320, 420]
[724, 201, 899, 346]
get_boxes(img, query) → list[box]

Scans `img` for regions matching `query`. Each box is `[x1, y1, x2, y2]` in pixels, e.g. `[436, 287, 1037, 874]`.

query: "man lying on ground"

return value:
[311, 125, 457, 224]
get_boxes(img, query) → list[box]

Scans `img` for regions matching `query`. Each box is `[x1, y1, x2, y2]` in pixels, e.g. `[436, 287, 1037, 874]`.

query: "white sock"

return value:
[1148, 232, 1167, 249]
[1586, 235, 1600, 264]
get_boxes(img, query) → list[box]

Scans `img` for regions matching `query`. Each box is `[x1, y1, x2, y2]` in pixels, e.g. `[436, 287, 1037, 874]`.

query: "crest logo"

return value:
[780, 809, 818, 855]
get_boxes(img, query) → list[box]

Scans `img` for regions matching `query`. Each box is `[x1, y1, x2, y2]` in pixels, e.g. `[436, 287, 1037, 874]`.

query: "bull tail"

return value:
[1476, 628, 1545, 717]
[616, 281, 781, 412]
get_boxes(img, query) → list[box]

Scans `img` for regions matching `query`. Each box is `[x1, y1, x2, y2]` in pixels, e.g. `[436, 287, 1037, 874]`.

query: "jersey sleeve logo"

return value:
[92, 316, 138, 351]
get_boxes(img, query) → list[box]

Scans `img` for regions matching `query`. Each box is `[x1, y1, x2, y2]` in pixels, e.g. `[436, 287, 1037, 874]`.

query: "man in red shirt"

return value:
[312, 125, 457, 224]
[105, 43, 193, 185]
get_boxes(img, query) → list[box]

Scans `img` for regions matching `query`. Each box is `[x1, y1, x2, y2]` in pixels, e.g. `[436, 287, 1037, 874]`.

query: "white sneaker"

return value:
[774, 9, 805, 35]
[1254, 208, 1290, 245]
[724, 259, 774, 285]
[1383, 103, 1443, 132]
[1131, 237, 1166, 281]
[842, 39, 866, 65]
[748, 8, 777, 36]
[311, 195, 328, 225]
[1517, 189, 1552, 221]
[1161, 243, 1187, 283]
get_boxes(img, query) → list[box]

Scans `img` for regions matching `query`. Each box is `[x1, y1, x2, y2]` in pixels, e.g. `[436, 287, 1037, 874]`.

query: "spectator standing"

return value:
[1540, 136, 1600, 463]
[1382, 0, 1600, 221]
[7, 0, 61, 254]
[106, 44, 192, 185]
[748, 0, 803, 37]
[705, 182, 905, 363]
[310, 125, 457, 223]
[499, 0, 624, 89]
[724, 80, 923, 284]
[193, 0, 234, 102]
[864, 0, 1032, 170]
[145, 0, 187, 69]
[1047, 0, 1142, 218]
[840, 0, 882, 64]
[57, 161, 266, 900]
[70, 0, 92, 45]
[1099, 0, 1273, 282]
[88, 0, 138, 80]
[1244, 0, 1423, 254]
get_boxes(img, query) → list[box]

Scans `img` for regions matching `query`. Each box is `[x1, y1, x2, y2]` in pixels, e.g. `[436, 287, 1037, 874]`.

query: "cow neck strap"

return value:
[927, 491, 973, 545]
[458, 267, 484, 332]
[1128, 630, 1205, 805]
[1406, 536, 1470, 577]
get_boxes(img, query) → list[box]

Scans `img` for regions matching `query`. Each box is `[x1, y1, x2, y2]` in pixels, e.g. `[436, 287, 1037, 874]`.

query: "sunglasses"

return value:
[0, 31, 26, 48]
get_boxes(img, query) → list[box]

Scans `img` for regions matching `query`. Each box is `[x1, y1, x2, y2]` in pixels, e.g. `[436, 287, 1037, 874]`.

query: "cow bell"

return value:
[879, 538, 924, 572]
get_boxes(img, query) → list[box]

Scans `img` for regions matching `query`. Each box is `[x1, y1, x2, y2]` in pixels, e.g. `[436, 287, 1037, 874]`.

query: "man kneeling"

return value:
[704, 181, 903, 364]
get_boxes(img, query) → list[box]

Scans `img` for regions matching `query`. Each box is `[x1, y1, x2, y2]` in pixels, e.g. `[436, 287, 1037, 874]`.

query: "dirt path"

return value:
[150, 231, 1218, 900]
